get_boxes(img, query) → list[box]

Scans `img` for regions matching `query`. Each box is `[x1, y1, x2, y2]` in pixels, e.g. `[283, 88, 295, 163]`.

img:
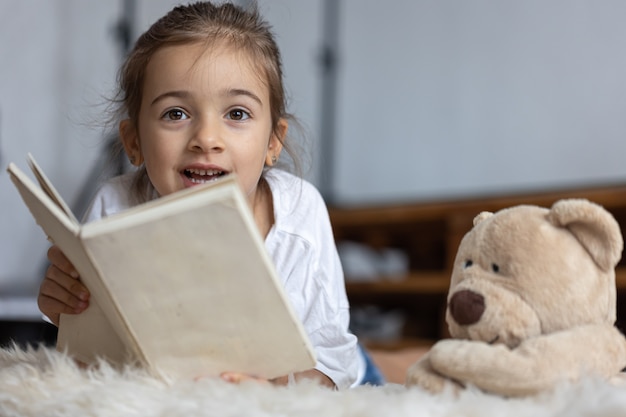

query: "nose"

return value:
[448, 289, 485, 326]
[188, 116, 223, 153]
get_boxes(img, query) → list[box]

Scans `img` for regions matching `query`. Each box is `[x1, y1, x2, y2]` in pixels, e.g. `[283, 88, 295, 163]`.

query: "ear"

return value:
[119, 119, 143, 166]
[547, 198, 624, 271]
[473, 211, 493, 226]
[265, 118, 287, 166]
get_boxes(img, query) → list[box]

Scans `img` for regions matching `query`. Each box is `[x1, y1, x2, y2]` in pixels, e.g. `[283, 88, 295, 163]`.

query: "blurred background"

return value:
[2, 0, 626, 346]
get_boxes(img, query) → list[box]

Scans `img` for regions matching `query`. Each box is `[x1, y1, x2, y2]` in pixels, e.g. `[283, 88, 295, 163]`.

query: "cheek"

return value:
[139, 129, 181, 159]
[232, 136, 270, 164]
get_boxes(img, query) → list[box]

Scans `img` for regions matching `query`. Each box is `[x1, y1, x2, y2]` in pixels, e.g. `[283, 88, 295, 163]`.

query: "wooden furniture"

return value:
[328, 183, 626, 350]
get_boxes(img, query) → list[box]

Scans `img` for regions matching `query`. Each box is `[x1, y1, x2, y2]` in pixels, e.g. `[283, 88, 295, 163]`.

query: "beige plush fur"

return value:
[3, 345, 626, 416]
[406, 199, 626, 397]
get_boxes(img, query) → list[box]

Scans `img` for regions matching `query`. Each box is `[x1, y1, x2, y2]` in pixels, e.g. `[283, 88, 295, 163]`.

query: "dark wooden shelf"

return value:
[332, 183, 626, 349]
[346, 273, 450, 295]
[347, 267, 626, 297]
[358, 337, 435, 351]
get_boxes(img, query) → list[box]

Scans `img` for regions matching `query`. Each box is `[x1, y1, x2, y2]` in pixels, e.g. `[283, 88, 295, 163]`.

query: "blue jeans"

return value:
[358, 343, 385, 386]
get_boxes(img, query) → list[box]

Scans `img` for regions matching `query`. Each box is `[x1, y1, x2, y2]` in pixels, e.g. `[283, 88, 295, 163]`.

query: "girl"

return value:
[37, 1, 377, 389]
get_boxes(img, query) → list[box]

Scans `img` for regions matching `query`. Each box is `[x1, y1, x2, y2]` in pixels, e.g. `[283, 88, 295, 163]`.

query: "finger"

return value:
[37, 278, 88, 327]
[47, 245, 79, 279]
[269, 375, 289, 385]
[37, 293, 81, 326]
[38, 291, 86, 314]
[220, 372, 243, 384]
[38, 267, 89, 320]
[220, 372, 269, 385]
[45, 264, 90, 302]
[37, 276, 88, 327]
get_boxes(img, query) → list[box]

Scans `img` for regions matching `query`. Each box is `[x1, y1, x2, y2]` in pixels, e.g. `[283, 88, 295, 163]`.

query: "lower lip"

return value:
[180, 173, 201, 188]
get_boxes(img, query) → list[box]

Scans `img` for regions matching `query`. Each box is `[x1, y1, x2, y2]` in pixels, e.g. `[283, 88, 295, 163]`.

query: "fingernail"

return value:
[78, 291, 89, 301]
[221, 373, 237, 383]
[70, 271, 79, 279]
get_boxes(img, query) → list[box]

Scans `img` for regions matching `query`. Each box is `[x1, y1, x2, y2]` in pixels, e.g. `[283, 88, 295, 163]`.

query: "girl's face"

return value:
[120, 42, 286, 207]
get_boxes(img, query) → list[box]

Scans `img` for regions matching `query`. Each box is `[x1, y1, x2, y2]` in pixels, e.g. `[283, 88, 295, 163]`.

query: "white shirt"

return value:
[83, 169, 361, 389]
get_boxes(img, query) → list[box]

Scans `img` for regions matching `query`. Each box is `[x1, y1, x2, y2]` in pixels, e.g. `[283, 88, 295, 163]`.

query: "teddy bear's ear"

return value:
[547, 198, 624, 271]
[473, 211, 493, 226]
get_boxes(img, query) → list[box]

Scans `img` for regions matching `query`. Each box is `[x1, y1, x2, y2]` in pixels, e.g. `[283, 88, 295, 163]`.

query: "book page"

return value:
[82, 173, 238, 230]
[7, 161, 139, 364]
[56, 298, 131, 365]
[26, 153, 79, 225]
[7, 162, 79, 241]
[80, 177, 316, 380]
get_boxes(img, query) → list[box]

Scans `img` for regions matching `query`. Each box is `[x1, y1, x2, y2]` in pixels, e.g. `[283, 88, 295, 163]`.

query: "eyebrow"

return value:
[150, 88, 264, 107]
[150, 91, 190, 106]
[226, 88, 263, 106]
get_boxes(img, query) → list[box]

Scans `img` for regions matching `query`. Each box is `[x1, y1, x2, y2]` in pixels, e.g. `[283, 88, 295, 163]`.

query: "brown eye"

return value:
[227, 109, 250, 121]
[163, 109, 187, 121]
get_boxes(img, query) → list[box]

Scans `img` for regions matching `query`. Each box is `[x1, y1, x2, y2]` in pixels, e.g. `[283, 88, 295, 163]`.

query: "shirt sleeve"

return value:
[81, 174, 136, 223]
[267, 177, 360, 389]
[278, 232, 360, 389]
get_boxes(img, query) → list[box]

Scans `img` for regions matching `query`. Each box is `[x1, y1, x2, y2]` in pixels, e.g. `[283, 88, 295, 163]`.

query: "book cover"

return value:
[7, 154, 316, 380]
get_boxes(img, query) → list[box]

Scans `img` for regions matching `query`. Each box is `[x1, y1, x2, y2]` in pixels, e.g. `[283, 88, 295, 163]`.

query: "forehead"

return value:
[143, 42, 269, 97]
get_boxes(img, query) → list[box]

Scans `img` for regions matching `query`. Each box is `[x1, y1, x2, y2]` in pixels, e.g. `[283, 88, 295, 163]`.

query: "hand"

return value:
[220, 369, 335, 388]
[37, 245, 90, 326]
[219, 372, 270, 385]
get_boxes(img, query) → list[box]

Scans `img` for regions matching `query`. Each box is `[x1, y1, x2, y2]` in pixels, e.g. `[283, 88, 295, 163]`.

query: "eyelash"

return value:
[162, 108, 188, 121]
[227, 108, 251, 121]
[160, 108, 251, 122]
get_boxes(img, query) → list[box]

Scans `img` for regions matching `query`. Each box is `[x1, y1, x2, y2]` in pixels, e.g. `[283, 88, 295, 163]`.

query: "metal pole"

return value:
[318, 0, 340, 203]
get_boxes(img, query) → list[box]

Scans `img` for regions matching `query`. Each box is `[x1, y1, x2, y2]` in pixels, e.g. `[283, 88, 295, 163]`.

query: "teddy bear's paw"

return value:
[405, 356, 463, 395]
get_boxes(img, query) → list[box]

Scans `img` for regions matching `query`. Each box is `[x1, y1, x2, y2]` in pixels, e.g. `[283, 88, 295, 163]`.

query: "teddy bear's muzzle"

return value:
[449, 289, 485, 326]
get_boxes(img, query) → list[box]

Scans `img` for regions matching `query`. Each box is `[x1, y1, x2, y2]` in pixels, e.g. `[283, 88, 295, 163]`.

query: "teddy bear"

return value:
[405, 198, 626, 397]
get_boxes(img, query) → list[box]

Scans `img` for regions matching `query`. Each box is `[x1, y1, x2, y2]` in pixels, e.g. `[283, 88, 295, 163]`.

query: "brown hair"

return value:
[110, 1, 302, 202]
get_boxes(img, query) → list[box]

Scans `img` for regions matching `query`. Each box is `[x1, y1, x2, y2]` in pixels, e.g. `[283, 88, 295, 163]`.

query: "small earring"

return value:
[129, 156, 136, 165]
[271, 155, 277, 164]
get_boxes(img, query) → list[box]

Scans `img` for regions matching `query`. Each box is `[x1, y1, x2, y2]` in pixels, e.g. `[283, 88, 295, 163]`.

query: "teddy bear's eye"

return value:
[464, 260, 473, 268]
[491, 263, 500, 273]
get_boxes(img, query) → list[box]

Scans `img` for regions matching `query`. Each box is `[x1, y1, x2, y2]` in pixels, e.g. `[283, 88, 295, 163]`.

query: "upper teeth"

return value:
[187, 168, 222, 176]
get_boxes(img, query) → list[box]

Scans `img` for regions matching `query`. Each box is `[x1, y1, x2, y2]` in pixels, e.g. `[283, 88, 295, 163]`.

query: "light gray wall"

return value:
[257, 0, 325, 184]
[333, 0, 626, 204]
[1, 1, 120, 294]
[3, 0, 626, 296]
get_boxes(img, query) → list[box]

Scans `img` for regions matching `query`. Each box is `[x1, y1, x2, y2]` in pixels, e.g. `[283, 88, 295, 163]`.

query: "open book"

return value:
[7, 154, 316, 380]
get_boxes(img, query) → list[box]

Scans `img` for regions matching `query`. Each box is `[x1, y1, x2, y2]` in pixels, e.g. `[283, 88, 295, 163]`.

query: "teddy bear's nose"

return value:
[449, 290, 485, 325]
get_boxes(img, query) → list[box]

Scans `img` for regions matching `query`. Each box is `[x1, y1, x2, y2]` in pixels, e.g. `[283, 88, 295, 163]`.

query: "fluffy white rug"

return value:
[2, 345, 626, 417]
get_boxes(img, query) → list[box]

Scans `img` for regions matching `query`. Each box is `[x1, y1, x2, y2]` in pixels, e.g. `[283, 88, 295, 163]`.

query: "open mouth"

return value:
[183, 168, 227, 184]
